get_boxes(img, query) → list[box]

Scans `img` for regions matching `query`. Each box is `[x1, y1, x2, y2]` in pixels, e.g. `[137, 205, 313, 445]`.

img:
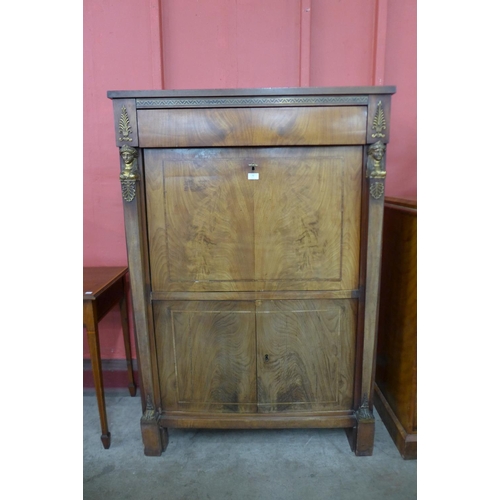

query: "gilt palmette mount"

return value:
[371, 101, 387, 139]
[119, 105, 133, 142]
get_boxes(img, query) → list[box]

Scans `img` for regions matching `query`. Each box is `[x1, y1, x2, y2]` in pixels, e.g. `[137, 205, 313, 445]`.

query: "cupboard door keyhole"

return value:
[264, 354, 269, 363]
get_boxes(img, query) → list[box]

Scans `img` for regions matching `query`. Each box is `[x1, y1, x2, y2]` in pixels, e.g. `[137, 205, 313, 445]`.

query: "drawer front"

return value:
[145, 146, 362, 292]
[137, 106, 367, 148]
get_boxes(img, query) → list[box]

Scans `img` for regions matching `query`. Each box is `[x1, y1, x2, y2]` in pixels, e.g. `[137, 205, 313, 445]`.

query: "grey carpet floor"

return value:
[83, 390, 416, 500]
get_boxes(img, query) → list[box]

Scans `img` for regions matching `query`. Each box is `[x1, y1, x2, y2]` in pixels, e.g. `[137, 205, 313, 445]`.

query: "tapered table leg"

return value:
[84, 301, 111, 449]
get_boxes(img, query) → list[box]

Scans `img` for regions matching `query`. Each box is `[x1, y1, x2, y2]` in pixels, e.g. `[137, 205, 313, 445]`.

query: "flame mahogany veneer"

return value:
[108, 87, 395, 456]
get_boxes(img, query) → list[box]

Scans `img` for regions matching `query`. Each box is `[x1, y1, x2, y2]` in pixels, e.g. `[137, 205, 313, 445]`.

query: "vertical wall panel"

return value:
[371, 0, 388, 85]
[161, 0, 301, 89]
[384, 0, 417, 199]
[299, 0, 312, 86]
[310, 0, 376, 86]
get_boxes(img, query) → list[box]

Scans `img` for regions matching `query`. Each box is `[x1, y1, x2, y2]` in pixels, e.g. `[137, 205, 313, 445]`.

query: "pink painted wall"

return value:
[384, 0, 417, 199]
[310, 0, 377, 86]
[162, 0, 301, 89]
[84, 0, 417, 362]
[83, 0, 162, 359]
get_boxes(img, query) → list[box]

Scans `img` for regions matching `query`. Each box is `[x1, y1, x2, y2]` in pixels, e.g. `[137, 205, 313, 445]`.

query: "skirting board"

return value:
[373, 383, 417, 460]
[83, 358, 139, 389]
[83, 358, 138, 371]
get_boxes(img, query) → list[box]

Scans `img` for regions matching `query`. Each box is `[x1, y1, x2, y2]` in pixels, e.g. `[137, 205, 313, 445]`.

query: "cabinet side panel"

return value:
[256, 299, 357, 412]
[154, 301, 257, 413]
[376, 203, 417, 433]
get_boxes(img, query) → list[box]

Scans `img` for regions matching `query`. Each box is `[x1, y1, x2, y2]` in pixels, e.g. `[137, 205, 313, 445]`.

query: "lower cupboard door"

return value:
[154, 301, 257, 413]
[256, 299, 357, 413]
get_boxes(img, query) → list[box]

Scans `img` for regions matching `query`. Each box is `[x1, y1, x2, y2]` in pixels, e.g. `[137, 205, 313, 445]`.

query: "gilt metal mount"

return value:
[120, 145, 139, 202]
[370, 182, 385, 200]
[142, 395, 157, 422]
[367, 141, 387, 200]
[371, 101, 387, 139]
[119, 105, 133, 142]
[356, 394, 375, 421]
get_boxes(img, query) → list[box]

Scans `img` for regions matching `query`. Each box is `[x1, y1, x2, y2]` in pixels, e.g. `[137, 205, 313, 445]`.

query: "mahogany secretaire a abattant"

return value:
[108, 87, 396, 456]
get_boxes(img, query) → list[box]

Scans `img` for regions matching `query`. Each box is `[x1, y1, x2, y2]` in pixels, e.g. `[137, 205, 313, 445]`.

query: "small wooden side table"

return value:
[83, 266, 137, 449]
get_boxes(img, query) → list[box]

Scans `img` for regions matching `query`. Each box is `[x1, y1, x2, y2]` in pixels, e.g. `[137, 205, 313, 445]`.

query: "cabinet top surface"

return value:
[107, 86, 396, 99]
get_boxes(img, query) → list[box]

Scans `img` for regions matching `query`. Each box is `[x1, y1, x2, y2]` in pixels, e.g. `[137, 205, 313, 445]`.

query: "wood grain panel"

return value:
[255, 147, 362, 290]
[375, 199, 417, 445]
[145, 147, 362, 292]
[159, 411, 356, 429]
[254, 155, 342, 282]
[145, 148, 255, 290]
[144, 152, 170, 289]
[151, 290, 360, 301]
[256, 299, 357, 412]
[137, 107, 367, 147]
[154, 301, 257, 413]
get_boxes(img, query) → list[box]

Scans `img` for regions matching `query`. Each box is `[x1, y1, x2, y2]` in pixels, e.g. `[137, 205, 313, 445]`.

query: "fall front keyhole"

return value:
[264, 354, 269, 363]
[247, 163, 260, 180]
